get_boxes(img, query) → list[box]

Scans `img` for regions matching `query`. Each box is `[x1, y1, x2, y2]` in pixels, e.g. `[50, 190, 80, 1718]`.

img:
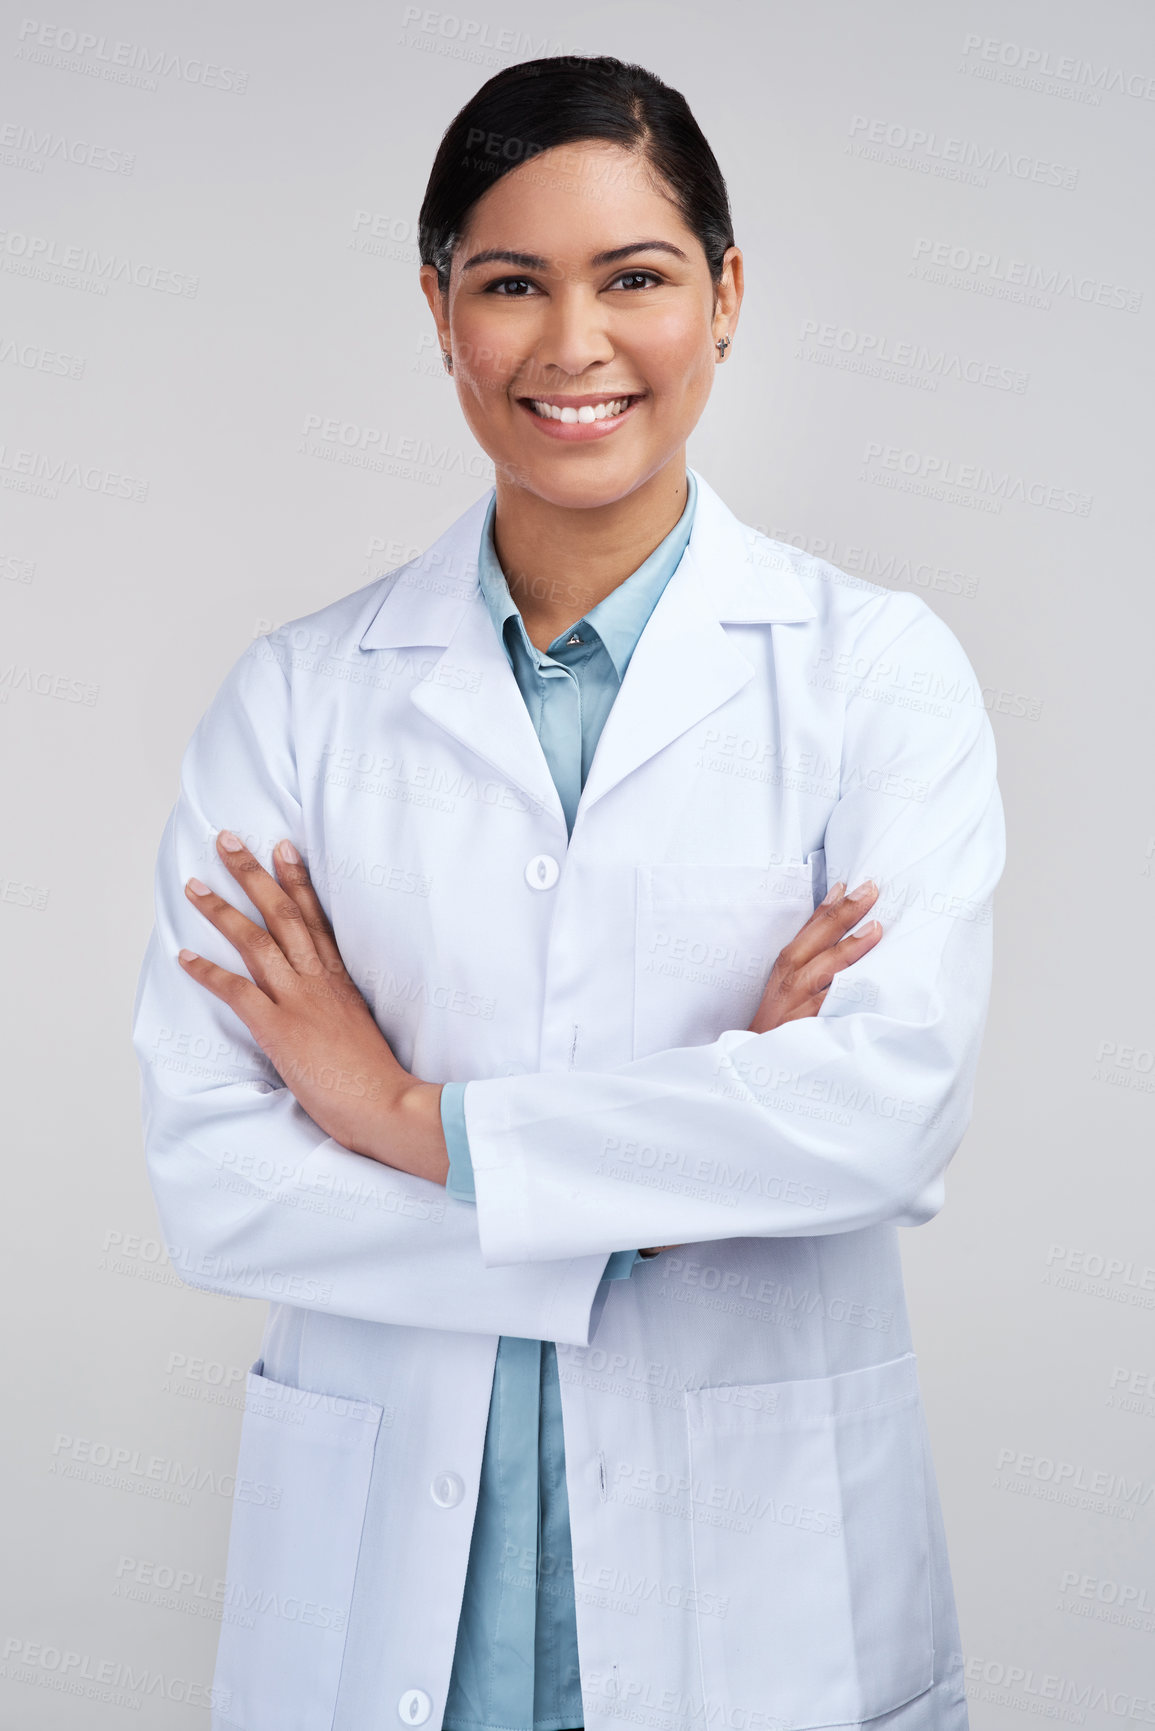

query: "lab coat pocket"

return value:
[633, 853, 822, 1057]
[212, 1361, 383, 1731]
[684, 1351, 933, 1729]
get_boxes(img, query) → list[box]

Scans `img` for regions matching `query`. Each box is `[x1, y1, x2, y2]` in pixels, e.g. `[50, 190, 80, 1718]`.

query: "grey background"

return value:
[2, 0, 1153, 1722]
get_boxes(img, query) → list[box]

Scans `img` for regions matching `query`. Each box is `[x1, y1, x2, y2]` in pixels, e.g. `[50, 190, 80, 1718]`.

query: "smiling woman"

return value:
[414, 64, 743, 648]
[133, 52, 1004, 1731]
[429, 197, 727, 465]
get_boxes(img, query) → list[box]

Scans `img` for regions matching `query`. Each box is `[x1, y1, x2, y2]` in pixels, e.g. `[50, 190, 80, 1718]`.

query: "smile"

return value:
[516, 393, 644, 442]
[529, 395, 635, 423]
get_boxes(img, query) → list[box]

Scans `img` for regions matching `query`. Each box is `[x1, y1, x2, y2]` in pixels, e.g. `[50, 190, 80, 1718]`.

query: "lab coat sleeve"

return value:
[442, 1083, 642, 1278]
[462, 596, 1007, 1266]
[130, 639, 615, 1347]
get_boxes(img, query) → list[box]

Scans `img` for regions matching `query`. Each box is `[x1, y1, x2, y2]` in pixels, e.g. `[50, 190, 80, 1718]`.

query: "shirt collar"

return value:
[476, 469, 698, 680]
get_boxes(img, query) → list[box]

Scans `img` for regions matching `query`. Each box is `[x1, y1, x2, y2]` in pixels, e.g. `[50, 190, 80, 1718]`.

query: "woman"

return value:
[133, 54, 1003, 1731]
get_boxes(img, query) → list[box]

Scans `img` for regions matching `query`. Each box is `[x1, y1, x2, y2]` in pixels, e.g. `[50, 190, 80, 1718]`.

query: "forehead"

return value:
[459, 139, 692, 256]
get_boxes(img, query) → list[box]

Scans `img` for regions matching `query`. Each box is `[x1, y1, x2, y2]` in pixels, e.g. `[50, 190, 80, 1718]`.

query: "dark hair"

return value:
[418, 55, 734, 296]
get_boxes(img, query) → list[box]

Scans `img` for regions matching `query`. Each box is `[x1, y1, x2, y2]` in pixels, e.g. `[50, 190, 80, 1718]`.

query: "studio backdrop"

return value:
[2, 0, 1152, 1726]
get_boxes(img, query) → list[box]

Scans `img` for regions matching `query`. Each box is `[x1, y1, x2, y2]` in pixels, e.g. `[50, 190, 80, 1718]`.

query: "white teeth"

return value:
[529, 397, 633, 423]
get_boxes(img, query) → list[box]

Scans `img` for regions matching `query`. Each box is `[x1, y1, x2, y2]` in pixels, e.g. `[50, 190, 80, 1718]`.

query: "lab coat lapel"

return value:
[577, 469, 817, 818]
[409, 587, 567, 828]
[357, 493, 567, 830]
[355, 469, 816, 830]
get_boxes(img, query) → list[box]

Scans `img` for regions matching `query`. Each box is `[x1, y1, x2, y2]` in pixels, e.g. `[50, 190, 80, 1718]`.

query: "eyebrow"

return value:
[460, 240, 689, 273]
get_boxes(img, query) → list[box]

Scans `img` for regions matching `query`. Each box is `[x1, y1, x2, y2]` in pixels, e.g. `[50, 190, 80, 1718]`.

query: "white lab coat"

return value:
[132, 467, 1003, 1731]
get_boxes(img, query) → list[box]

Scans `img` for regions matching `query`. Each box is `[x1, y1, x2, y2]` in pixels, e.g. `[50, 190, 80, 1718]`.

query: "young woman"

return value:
[133, 54, 1003, 1731]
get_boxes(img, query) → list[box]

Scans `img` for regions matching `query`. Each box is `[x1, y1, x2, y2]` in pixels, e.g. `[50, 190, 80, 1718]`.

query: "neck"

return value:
[491, 454, 689, 651]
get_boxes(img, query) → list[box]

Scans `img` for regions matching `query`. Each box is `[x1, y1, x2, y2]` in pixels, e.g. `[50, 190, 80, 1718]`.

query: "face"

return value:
[419, 140, 742, 511]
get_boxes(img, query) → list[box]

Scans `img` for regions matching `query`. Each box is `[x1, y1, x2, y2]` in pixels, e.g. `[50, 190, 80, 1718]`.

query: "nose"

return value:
[532, 283, 615, 383]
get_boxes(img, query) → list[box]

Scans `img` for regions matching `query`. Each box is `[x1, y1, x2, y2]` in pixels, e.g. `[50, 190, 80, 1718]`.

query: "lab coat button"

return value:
[398, 1689, 432, 1724]
[430, 1470, 464, 1507]
[525, 853, 560, 890]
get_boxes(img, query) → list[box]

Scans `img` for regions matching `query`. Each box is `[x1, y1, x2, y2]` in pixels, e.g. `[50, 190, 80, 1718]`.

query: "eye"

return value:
[610, 270, 662, 291]
[484, 276, 540, 297]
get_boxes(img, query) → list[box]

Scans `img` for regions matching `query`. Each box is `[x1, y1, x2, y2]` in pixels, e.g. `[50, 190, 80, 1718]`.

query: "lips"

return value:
[515, 392, 645, 442]
[526, 395, 636, 424]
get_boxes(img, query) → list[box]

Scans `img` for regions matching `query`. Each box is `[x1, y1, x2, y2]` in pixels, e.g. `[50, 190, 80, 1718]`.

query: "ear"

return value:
[419, 263, 452, 354]
[712, 246, 744, 345]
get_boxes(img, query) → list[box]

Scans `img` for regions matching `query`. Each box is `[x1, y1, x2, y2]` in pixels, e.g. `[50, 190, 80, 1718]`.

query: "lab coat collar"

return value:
[358, 467, 815, 650]
[356, 467, 817, 826]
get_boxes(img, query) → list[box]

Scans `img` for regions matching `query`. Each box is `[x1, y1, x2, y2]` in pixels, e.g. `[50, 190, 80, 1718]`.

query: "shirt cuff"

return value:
[447, 1083, 640, 1277]
[440, 1082, 476, 1202]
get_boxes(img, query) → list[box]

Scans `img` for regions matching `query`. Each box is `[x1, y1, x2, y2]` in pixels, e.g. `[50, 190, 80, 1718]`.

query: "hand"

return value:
[638, 877, 883, 1256]
[177, 831, 448, 1182]
[747, 878, 881, 1035]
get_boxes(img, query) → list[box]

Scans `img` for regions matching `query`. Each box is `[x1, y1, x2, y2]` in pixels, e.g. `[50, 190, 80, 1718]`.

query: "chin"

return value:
[495, 451, 653, 511]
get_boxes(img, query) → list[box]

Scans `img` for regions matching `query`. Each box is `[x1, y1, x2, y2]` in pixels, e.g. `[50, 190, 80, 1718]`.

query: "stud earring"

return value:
[441, 350, 453, 373]
[715, 335, 731, 358]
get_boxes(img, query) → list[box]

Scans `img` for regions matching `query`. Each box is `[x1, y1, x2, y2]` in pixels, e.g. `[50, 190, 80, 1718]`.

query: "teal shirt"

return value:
[440, 472, 698, 1731]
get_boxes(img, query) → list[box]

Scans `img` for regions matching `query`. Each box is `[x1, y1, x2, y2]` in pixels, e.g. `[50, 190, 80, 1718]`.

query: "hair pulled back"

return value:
[418, 55, 734, 294]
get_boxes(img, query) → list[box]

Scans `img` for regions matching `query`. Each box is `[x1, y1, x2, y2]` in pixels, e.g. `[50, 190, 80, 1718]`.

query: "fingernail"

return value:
[178, 948, 199, 962]
[821, 881, 845, 905]
[186, 877, 211, 896]
[276, 840, 301, 864]
[218, 829, 243, 852]
[847, 879, 877, 901]
[856, 919, 880, 937]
